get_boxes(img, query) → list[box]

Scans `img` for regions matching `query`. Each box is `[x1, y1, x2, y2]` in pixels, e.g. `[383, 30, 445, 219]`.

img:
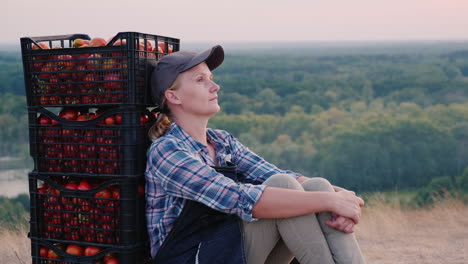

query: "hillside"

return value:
[1, 42, 467, 191]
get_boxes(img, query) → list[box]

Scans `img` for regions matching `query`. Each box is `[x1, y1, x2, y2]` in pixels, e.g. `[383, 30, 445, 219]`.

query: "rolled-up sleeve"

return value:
[148, 138, 265, 222]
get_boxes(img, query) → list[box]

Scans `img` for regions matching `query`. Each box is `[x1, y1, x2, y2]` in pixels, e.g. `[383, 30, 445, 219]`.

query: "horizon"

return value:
[3, 37, 468, 45]
[4, 0, 468, 44]
[2, 39, 468, 56]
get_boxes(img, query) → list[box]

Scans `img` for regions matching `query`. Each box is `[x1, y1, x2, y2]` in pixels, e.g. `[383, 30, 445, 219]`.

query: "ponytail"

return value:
[148, 111, 172, 141]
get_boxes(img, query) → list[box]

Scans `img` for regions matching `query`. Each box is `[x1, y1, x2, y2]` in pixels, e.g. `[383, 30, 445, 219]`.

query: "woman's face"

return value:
[168, 62, 221, 117]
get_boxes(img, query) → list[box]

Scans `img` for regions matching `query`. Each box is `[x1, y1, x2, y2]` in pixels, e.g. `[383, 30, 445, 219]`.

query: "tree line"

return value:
[0, 45, 467, 192]
[0, 194, 29, 229]
[210, 102, 468, 191]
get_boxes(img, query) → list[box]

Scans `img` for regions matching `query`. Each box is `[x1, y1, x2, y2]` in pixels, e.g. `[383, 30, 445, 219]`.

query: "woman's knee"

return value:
[301, 177, 334, 192]
[263, 174, 303, 191]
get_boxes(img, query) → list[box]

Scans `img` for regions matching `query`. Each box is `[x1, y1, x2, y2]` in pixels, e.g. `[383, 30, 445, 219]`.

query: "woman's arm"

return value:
[294, 176, 360, 232]
[148, 138, 266, 222]
[252, 187, 364, 224]
[333, 185, 347, 192]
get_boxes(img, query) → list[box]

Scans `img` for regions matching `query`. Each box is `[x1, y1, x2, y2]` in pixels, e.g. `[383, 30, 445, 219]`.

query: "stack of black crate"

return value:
[20, 32, 180, 264]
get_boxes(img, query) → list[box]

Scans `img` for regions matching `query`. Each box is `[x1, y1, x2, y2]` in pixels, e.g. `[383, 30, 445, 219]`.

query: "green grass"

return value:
[0, 157, 33, 170]
[361, 189, 419, 208]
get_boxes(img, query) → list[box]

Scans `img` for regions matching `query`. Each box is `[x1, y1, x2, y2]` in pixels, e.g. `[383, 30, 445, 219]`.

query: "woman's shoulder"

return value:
[207, 128, 234, 141]
[149, 134, 187, 154]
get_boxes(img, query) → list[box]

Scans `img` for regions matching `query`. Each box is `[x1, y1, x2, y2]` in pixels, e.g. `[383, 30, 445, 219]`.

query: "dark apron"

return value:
[153, 165, 246, 264]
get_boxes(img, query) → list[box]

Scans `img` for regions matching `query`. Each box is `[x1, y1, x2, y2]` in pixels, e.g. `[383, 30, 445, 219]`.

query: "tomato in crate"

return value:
[29, 107, 153, 177]
[20, 32, 179, 107]
[29, 174, 146, 246]
[30, 238, 149, 263]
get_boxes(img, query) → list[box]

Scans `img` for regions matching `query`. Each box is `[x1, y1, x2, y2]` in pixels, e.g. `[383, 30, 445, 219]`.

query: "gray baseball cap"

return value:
[151, 45, 224, 107]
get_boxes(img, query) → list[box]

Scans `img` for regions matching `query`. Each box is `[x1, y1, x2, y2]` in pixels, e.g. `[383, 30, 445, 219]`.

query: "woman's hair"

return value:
[148, 78, 180, 141]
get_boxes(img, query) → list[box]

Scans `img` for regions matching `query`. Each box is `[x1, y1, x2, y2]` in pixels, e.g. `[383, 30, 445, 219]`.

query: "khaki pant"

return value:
[243, 174, 366, 264]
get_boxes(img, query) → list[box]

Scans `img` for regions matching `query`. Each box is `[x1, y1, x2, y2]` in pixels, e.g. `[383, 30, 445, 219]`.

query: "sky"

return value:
[3, 0, 468, 45]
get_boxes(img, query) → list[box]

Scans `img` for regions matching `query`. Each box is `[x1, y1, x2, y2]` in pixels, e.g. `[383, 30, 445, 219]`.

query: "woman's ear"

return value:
[165, 90, 181, 105]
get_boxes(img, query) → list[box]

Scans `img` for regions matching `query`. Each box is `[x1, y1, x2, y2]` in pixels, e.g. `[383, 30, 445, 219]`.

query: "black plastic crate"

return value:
[29, 174, 147, 247]
[21, 32, 180, 107]
[30, 237, 151, 264]
[28, 107, 154, 177]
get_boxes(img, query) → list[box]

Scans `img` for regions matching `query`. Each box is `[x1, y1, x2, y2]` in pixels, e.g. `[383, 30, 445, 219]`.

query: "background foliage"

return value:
[1, 43, 467, 193]
[0, 194, 29, 229]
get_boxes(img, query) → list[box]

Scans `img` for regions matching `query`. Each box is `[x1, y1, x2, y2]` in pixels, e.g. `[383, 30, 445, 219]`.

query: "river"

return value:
[0, 169, 30, 197]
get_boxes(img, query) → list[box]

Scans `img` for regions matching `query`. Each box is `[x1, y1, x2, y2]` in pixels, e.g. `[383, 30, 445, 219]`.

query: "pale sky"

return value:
[3, 0, 468, 44]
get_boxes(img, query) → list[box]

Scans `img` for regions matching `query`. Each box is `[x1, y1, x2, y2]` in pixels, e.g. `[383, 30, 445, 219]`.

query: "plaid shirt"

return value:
[145, 122, 301, 258]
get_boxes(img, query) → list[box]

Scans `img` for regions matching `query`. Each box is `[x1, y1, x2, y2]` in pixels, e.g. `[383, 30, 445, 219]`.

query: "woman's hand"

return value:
[326, 213, 356, 233]
[331, 190, 364, 224]
[333, 185, 346, 192]
[328, 184, 361, 232]
[296, 176, 309, 184]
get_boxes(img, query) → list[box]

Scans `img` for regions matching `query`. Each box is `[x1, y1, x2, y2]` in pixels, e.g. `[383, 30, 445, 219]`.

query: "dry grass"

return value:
[357, 195, 468, 264]
[0, 228, 31, 264]
[1, 197, 467, 264]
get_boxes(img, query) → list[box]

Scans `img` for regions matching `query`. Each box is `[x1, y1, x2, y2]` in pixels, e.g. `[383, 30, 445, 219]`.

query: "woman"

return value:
[145, 45, 366, 264]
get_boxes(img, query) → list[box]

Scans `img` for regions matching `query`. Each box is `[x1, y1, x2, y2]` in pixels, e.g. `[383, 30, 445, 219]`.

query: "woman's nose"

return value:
[210, 80, 220, 93]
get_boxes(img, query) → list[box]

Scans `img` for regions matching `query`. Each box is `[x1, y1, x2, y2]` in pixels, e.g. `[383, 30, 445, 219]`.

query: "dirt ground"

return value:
[1, 199, 467, 264]
[356, 198, 468, 264]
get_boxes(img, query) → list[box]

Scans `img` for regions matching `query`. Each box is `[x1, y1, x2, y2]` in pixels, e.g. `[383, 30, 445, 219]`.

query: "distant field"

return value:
[1, 197, 466, 263]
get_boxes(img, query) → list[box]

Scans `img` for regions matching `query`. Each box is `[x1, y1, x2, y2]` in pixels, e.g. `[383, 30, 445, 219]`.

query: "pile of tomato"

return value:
[25, 32, 168, 264]
[35, 108, 156, 175]
[31, 36, 173, 106]
[40, 244, 118, 264]
[35, 175, 145, 264]
[40, 178, 117, 243]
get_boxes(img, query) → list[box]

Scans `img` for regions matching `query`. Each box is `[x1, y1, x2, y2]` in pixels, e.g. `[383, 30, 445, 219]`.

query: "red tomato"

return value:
[77, 113, 96, 121]
[64, 183, 78, 190]
[59, 108, 79, 121]
[84, 53, 103, 70]
[77, 180, 91, 190]
[39, 247, 48, 258]
[94, 189, 112, 199]
[111, 187, 120, 199]
[105, 257, 119, 264]
[32, 42, 50, 50]
[71, 230, 80, 241]
[103, 74, 122, 88]
[151, 109, 158, 120]
[104, 253, 117, 262]
[157, 41, 165, 53]
[96, 232, 106, 243]
[38, 114, 52, 125]
[115, 113, 122, 125]
[140, 114, 149, 125]
[105, 116, 115, 125]
[66, 244, 83, 255]
[49, 188, 60, 195]
[48, 248, 60, 259]
[81, 200, 91, 211]
[84, 246, 101, 256]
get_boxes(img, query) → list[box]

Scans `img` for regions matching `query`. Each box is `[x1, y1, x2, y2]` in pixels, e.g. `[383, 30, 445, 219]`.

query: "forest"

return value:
[1, 43, 467, 193]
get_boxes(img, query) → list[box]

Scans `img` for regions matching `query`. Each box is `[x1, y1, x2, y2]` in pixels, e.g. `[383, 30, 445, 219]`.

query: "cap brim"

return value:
[181, 45, 224, 72]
